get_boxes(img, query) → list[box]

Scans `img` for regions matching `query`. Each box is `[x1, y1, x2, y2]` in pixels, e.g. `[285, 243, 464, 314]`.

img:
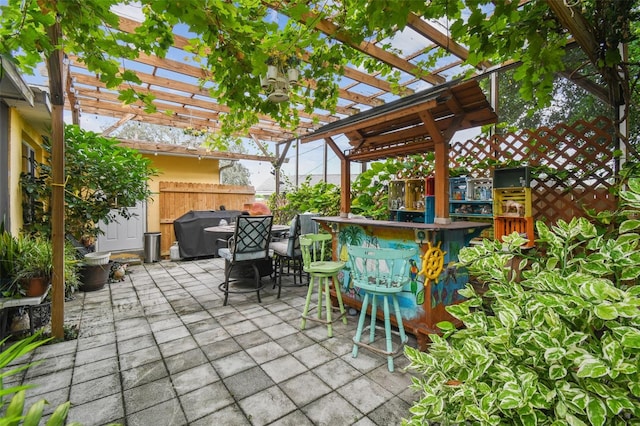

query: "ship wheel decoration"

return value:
[418, 241, 446, 288]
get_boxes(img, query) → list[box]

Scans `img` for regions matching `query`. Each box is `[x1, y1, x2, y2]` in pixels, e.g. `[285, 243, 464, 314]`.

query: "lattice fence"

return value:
[449, 116, 629, 224]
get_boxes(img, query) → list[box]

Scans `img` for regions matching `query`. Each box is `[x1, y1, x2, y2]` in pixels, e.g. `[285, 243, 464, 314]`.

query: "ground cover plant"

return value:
[404, 178, 640, 425]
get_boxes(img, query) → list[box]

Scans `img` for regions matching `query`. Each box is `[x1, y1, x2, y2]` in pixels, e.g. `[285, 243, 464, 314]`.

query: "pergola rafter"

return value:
[65, 8, 487, 151]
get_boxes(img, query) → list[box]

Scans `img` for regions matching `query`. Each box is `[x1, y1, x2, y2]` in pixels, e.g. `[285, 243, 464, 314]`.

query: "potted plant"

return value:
[0, 224, 23, 296]
[12, 235, 53, 297]
[2, 232, 80, 300]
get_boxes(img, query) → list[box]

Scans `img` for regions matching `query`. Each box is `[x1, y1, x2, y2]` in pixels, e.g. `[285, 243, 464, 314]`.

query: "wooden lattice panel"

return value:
[449, 116, 624, 225]
[450, 136, 495, 179]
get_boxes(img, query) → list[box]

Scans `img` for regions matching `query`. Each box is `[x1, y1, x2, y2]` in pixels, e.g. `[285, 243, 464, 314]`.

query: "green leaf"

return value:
[629, 382, 640, 398]
[45, 401, 71, 426]
[576, 357, 609, 378]
[621, 266, 640, 281]
[498, 395, 521, 410]
[581, 261, 610, 276]
[23, 399, 46, 426]
[565, 413, 588, 426]
[436, 321, 455, 331]
[5, 389, 25, 421]
[518, 411, 537, 426]
[549, 364, 567, 380]
[606, 398, 624, 415]
[593, 303, 618, 320]
[580, 279, 623, 301]
[601, 336, 623, 366]
[618, 328, 640, 348]
[497, 381, 522, 409]
[627, 178, 640, 194]
[544, 347, 566, 363]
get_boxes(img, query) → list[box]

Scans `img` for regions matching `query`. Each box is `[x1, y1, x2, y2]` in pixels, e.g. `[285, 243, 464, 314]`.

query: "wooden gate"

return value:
[158, 182, 256, 256]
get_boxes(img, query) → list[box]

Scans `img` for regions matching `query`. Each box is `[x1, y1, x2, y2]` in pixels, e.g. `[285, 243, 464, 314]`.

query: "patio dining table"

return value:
[203, 223, 289, 237]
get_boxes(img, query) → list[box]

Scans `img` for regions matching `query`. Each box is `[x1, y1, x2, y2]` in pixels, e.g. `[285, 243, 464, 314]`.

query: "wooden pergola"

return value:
[64, 14, 486, 156]
[42, 2, 624, 339]
[61, 3, 621, 163]
[298, 78, 498, 221]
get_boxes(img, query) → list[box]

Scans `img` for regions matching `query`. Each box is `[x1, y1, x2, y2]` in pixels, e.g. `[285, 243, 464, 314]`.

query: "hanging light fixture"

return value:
[260, 56, 299, 103]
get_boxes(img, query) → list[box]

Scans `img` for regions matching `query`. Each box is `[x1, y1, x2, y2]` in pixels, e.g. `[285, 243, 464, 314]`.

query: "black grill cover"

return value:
[173, 210, 242, 259]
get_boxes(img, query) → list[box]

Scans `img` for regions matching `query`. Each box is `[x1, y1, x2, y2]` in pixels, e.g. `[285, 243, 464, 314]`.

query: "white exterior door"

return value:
[96, 201, 145, 253]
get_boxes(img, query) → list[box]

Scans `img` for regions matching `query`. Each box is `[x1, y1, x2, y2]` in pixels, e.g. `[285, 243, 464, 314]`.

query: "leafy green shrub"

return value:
[350, 159, 400, 220]
[269, 176, 340, 223]
[21, 124, 158, 241]
[404, 178, 640, 425]
[0, 332, 80, 425]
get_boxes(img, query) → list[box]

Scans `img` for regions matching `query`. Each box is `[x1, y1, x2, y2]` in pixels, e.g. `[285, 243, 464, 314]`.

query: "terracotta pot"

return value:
[23, 276, 49, 297]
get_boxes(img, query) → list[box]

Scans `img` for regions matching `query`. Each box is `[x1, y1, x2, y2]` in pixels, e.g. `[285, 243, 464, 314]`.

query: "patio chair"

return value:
[299, 233, 347, 337]
[269, 213, 319, 298]
[347, 245, 417, 372]
[217, 215, 273, 306]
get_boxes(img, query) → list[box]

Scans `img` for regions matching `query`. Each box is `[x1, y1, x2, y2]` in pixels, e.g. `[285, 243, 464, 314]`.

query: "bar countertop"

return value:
[314, 216, 491, 231]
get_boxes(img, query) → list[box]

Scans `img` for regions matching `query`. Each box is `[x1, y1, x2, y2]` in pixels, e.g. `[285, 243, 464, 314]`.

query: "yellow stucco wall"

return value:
[143, 154, 220, 232]
[7, 110, 47, 235]
[6, 120, 221, 236]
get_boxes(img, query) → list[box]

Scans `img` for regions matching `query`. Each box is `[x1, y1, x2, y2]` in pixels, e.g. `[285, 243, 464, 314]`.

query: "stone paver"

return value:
[12, 259, 418, 425]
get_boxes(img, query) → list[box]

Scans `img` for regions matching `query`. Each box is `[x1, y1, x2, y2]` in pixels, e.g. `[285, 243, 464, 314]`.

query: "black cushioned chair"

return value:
[217, 215, 273, 305]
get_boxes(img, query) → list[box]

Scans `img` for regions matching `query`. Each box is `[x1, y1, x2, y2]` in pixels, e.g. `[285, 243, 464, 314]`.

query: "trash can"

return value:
[143, 232, 162, 263]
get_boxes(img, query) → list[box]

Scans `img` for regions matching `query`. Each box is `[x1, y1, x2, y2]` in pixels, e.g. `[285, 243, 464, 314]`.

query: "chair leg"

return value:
[272, 255, 278, 288]
[251, 263, 262, 303]
[352, 292, 370, 359]
[324, 277, 333, 337]
[301, 275, 315, 330]
[277, 256, 284, 299]
[369, 294, 378, 343]
[316, 278, 324, 321]
[392, 294, 407, 346]
[333, 276, 347, 325]
[223, 261, 232, 306]
[291, 258, 297, 286]
[383, 296, 394, 372]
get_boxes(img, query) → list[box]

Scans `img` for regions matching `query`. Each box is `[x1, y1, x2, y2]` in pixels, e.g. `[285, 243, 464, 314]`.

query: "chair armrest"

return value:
[218, 236, 235, 252]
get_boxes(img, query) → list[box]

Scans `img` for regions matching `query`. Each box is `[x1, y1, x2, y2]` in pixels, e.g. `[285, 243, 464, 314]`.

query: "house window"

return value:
[22, 142, 36, 177]
[21, 142, 38, 226]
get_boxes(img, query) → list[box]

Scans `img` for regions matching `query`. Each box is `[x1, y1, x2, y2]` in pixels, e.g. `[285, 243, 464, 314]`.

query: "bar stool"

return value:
[347, 245, 417, 372]
[299, 233, 347, 337]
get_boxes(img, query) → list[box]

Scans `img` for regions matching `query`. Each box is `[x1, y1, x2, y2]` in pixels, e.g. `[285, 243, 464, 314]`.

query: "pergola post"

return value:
[45, 19, 66, 339]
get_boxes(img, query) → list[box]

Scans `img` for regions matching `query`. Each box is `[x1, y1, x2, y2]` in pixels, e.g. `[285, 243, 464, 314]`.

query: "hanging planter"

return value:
[262, 53, 299, 103]
[266, 65, 278, 83]
[287, 68, 299, 84]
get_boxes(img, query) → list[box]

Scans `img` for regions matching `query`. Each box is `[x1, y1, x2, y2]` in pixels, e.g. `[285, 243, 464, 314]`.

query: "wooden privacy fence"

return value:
[158, 182, 255, 255]
[450, 116, 629, 225]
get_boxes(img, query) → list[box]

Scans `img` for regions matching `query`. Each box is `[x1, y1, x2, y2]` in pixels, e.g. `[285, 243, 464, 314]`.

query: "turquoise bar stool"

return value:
[347, 245, 417, 372]
[299, 233, 347, 337]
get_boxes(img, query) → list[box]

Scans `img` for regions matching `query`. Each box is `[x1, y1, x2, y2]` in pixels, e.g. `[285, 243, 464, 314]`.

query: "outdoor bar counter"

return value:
[314, 216, 490, 350]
